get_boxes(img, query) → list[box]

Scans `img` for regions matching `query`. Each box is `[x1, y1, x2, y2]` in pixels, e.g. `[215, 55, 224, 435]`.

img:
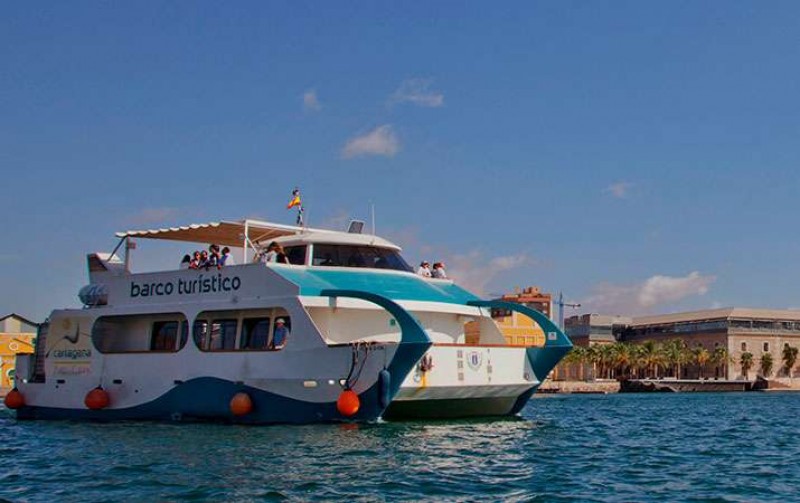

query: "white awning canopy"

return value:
[115, 219, 305, 248]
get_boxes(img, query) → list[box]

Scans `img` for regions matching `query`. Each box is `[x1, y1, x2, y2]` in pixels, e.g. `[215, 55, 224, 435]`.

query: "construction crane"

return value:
[556, 291, 581, 330]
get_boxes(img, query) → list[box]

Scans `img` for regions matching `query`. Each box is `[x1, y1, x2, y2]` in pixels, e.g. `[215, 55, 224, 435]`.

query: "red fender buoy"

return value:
[4, 388, 24, 409]
[230, 392, 253, 416]
[84, 387, 110, 410]
[336, 389, 360, 417]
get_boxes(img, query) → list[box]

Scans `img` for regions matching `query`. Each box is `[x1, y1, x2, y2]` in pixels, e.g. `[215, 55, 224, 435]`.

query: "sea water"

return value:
[1, 392, 798, 502]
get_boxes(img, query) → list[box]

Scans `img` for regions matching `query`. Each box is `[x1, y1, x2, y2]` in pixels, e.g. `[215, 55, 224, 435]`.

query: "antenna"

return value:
[557, 291, 581, 329]
[371, 202, 376, 235]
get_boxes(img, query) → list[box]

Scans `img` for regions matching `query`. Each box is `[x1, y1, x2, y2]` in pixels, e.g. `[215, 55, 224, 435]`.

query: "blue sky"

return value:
[3, 2, 800, 322]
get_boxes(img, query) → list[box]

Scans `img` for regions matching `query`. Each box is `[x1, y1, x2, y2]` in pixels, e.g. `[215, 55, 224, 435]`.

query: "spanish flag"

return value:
[287, 189, 301, 209]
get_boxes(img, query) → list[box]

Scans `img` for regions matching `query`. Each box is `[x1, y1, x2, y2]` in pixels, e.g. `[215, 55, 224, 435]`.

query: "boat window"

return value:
[283, 245, 308, 265]
[150, 321, 179, 351]
[311, 244, 412, 272]
[92, 313, 188, 353]
[241, 317, 270, 350]
[194, 319, 237, 351]
[193, 310, 290, 351]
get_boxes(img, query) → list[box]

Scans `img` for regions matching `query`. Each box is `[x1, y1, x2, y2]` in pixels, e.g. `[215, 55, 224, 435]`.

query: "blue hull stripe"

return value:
[16, 376, 386, 424]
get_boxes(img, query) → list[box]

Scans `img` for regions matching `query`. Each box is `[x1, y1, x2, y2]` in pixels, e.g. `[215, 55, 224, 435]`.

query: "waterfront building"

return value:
[465, 287, 552, 346]
[0, 313, 38, 392]
[564, 313, 632, 347]
[622, 308, 800, 380]
[558, 307, 800, 381]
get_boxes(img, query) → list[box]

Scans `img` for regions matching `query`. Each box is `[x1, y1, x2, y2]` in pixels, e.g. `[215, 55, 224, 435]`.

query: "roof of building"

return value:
[566, 313, 633, 325]
[631, 307, 800, 326]
[0, 313, 39, 327]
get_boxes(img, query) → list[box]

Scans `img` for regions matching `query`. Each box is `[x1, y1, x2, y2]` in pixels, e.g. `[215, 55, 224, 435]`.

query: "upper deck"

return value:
[80, 218, 478, 311]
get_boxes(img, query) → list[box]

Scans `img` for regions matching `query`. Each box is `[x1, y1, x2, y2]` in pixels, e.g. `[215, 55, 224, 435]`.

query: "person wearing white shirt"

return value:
[417, 261, 432, 277]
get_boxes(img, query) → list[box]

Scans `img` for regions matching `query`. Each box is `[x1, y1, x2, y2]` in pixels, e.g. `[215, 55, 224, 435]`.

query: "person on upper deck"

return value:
[275, 244, 289, 264]
[432, 262, 447, 279]
[180, 254, 191, 269]
[198, 250, 210, 269]
[262, 242, 279, 263]
[417, 261, 432, 277]
[189, 251, 201, 269]
[219, 247, 235, 266]
[207, 244, 221, 269]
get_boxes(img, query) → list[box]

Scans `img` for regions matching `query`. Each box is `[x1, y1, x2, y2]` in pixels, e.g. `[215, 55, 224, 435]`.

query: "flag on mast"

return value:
[287, 187, 304, 226]
[287, 188, 301, 209]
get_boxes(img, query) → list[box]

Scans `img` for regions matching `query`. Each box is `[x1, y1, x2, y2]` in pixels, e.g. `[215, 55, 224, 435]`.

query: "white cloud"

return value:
[446, 251, 530, 297]
[303, 89, 321, 112]
[581, 271, 716, 315]
[604, 181, 634, 199]
[389, 78, 444, 108]
[341, 125, 400, 159]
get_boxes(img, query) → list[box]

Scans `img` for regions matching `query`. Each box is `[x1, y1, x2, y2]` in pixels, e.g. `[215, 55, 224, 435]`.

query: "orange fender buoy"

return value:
[336, 389, 360, 417]
[85, 387, 110, 410]
[230, 392, 253, 416]
[4, 388, 25, 409]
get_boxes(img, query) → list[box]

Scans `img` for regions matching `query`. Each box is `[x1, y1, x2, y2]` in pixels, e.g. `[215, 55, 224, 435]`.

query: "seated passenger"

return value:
[180, 254, 191, 269]
[271, 318, 289, 349]
[219, 247, 235, 266]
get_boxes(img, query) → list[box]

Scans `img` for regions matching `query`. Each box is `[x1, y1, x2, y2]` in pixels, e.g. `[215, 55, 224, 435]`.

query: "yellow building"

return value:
[0, 314, 38, 392]
[494, 287, 552, 346]
[466, 287, 553, 346]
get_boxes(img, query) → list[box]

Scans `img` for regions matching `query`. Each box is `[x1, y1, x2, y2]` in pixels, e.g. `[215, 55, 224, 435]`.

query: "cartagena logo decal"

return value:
[46, 322, 91, 359]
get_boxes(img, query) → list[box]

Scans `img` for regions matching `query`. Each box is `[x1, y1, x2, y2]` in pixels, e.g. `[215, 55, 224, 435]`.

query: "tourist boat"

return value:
[7, 218, 572, 423]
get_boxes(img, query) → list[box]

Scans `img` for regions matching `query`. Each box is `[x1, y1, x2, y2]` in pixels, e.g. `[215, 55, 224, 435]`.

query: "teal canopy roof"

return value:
[274, 268, 479, 305]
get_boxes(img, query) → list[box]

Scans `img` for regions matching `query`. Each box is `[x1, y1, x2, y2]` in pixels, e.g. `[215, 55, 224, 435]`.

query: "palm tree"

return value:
[628, 343, 645, 379]
[639, 340, 663, 379]
[612, 343, 634, 379]
[760, 352, 774, 378]
[740, 351, 754, 380]
[781, 344, 798, 378]
[693, 347, 711, 379]
[596, 344, 615, 379]
[582, 345, 598, 381]
[712, 346, 729, 379]
[563, 346, 589, 381]
[663, 339, 691, 379]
